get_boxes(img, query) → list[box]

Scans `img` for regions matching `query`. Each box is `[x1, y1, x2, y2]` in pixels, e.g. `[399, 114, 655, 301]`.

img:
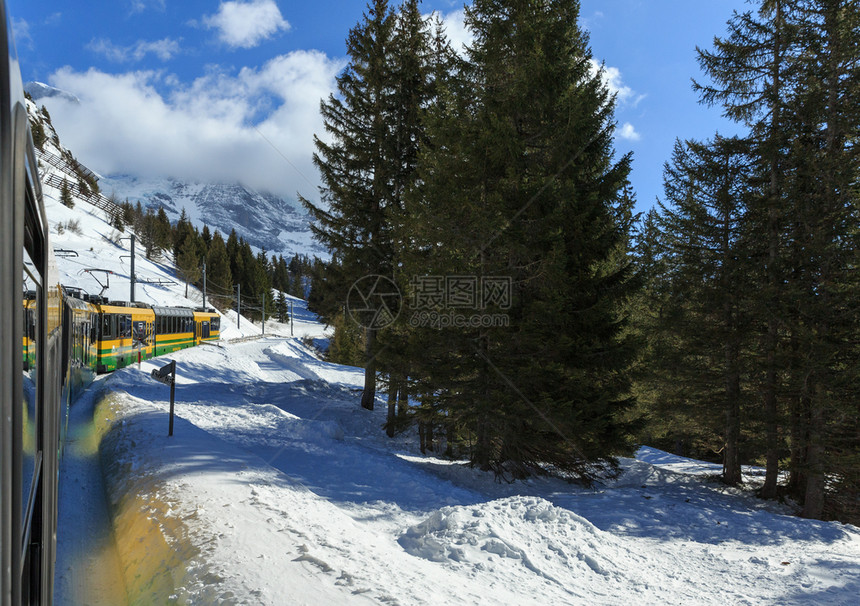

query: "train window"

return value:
[133, 320, 145, 342]
[101, 314, 113, 338]
[119, 314, 132, 338]
[211, 317, 220, 331]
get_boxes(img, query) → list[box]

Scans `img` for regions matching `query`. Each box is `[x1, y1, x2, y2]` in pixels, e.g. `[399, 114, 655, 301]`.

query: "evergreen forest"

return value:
[109, 200, 314, 326]
[300, 0, 860, 524]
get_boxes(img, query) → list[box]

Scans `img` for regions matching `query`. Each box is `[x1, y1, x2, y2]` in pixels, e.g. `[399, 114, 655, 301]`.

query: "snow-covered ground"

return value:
[54, 332, 860, 605]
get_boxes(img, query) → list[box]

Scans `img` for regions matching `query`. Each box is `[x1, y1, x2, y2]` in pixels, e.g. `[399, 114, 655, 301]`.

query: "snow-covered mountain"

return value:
[24, 81, 80, 104]
[100, 174, 325, 258]
[26, 80, 324, 259]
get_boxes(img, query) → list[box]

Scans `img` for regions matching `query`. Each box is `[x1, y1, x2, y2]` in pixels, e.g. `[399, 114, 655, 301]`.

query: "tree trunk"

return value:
[475, 418, 491, 471]
[360, 327, 376, 410]
[723, 336, 742, 486]
[386, 376, 397, 437]
[802, 382, 826, 518]
[397, 379, 409, 420]
[761, 0, 784, 500]
[788, 389, 809, 498]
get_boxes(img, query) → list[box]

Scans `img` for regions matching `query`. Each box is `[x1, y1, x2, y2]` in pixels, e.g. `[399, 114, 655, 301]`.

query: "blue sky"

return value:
[9, 0, 750, 212]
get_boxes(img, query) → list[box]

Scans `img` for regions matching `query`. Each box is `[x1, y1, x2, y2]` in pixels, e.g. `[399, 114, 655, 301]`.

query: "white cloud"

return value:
[203, 0, 290, 49]
[128, 0, 165, 14]
[618, 122, 641, 141]
[45, 50, 344, 201]
[430, 9, 472, 56]
[588, 59, 640, 106]
[87, 38, 181, 63]
[587, 60, 643, 142]
[12, 18, 33, 50]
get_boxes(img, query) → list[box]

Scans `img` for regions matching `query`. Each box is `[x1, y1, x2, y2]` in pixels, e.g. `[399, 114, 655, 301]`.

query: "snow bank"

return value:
[78, 338, 860, 606]
[95, 387, 369, 604]
[398, 496, 628, 592]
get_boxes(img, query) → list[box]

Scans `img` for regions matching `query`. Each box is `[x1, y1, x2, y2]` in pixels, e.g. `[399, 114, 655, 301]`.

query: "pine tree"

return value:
[300, 0, 415, 411]
[782, 0, 860, 519]
[276, 290, 289, 323]
[154, 206, 173, 257]
[173, 208, 197, 264]
[654, 136, 757, 485]
[206, 231, 233, 309]
[138, 207, 159, 260]
[379, 0, 436, 435]
[692, 0, 860, 520]
[404, 0, 639, 479]
[201, 224, 212, 250]
[60, 178, 74, 208]
[177, 245, 201, 299]
[695, 0, 798, 498]
[30, 118, 46, 150]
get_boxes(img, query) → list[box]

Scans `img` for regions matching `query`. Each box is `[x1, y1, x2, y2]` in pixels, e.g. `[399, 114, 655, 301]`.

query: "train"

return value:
[41, 291, 221, 376]
[2, 4, 221, 602]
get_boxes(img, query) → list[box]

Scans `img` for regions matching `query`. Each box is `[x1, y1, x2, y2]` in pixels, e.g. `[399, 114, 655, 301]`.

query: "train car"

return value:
[152, 305, 195, 356]
[94, 302, 155, 373]
[61, 293, 98, 404]
[192, 307, 220, 345]
[1, 0, 63, 599]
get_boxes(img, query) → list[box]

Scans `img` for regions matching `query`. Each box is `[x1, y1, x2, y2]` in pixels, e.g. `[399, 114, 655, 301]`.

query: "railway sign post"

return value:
[151, 360, 177, 436]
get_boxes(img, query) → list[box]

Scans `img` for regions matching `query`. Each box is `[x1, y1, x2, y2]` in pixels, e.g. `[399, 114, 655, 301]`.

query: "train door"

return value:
[202, 320, 210, 340]
[146, 320, 153, 358]
[83, 319, 90, 366]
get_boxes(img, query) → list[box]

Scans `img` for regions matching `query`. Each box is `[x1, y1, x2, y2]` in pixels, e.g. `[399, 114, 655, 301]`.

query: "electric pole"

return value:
[130, 234, 136, 302]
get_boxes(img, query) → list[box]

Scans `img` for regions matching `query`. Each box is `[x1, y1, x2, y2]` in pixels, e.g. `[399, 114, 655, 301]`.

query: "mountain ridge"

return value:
[100, 174, 324, 258]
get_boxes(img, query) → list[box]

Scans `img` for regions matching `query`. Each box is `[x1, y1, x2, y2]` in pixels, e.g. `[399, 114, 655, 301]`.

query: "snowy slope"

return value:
[70, 338, 860, 605]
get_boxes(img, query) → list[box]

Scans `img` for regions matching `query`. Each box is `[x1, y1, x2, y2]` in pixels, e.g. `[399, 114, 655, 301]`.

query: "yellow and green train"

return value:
[26, 292, 221, 375]
[87, 299, 220, 373]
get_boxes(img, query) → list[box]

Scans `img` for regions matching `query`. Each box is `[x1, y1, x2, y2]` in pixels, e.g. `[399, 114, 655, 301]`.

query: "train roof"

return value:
[64, 296, 96, 311]
[152, 306, 195, 318]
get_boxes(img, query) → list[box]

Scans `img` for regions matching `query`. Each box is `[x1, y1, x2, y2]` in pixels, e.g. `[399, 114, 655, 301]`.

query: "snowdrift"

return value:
[79, 339, 860, 606]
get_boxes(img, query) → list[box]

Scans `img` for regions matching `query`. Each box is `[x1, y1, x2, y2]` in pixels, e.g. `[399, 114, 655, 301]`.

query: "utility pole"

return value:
[290, 301, 294, 337]
[262, 294, 266, 336]
[202, 261, 207, 309]
[121, 234, 137, 301]
[130, 234, 136, 302]
[236, 283, 241, 328]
